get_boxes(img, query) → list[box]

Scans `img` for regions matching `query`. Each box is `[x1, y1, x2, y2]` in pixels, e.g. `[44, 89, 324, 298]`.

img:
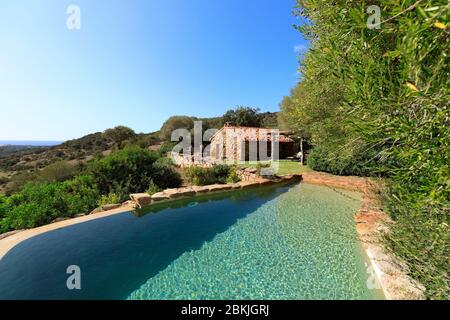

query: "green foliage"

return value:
[211, 164, 232, 184]
[147, 180, 162, 195]
[222, 106, 263, 127]
[5, 171, 38, 195]
[158, 141, 177, 156]
[307, 144, 378, 176]
[97, 193, 120, 207]
[61, 175, 100, 215]
[127, 132, 161, 149]
[89, 146, 181, 200]
[0, 146, 183, 233]
[159, 116, 196, 141]
[283, 0, 450, 298]
[184, 166, 216, 186]
[226, 167, 241, 183]
[0, 194, 8, 220]
[150, 158, 183, 189]
[0, 175, 99, 232]
[184, 164, 240, 186]
[37, 161, 80, 183]
[103, 126, 137, 148]
[5, 161, 80, 195]
[89, 147, 157, 200]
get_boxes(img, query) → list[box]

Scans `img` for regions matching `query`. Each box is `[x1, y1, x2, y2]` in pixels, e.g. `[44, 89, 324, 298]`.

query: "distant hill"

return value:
[0, 132, 111, 172]
[0, 145, 48, 159]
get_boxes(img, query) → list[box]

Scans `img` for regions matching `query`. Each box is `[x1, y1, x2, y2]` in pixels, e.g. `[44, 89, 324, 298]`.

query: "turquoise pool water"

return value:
[0, 183, 383, 300]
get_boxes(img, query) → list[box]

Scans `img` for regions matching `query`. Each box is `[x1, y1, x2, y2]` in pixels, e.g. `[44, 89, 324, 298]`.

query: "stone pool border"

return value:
[0, 175, 300, 261]
[301, 172, 425, 300]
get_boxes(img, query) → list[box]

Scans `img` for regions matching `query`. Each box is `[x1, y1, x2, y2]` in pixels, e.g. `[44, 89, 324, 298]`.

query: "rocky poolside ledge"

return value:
[130, 175, 301, 209]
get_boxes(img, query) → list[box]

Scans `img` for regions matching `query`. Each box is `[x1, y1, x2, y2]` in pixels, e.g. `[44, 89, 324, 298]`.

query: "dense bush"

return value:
[102, 126, 137, 148]
[159, 116, 197, 141]
[89, 147, 158, 200]
[222, 106, 263, 127]
[147, 180, 162, 195]
[0, 175, 99, 232]
[4, 161, 81, 195]
[0, 146, 183, 232]
[37, 161, 80, 183]
[150, 158, 183, 189]
[307, 144, 380, 177]
[0, 194, 7, 220]
[158, 141, 177, 156]
[184, 164, 240, 186]
[89, 146, 181, 200]
[97, 193, 120, 207]
[280, 0, 449, 298]
[184, 167, 215, 186]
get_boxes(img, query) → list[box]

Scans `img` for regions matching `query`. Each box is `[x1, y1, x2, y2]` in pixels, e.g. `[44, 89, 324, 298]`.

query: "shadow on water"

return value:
[0, 184, 293, 300]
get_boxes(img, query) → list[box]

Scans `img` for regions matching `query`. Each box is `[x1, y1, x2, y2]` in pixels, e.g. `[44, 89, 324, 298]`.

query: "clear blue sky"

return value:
[0, 0, 306, 141]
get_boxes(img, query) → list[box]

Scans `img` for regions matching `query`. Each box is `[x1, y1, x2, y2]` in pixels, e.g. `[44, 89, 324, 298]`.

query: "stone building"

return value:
[209, 125, 295, 161]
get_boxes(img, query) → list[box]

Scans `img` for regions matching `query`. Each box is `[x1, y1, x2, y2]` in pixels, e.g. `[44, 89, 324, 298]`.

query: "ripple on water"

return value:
[128, 183, 383, 300]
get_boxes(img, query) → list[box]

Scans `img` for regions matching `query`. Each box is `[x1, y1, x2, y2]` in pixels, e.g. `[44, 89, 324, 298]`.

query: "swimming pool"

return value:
[0, 182, 383, 300]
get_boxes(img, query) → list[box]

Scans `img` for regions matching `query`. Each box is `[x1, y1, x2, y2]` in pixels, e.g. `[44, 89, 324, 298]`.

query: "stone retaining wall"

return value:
[130, 175, 301, 209]
[170, 153, 217, 168]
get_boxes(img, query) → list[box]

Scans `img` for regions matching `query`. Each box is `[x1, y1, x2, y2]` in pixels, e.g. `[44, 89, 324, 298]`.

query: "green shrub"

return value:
[147, 180, 162, 195]
[89, 147, 158, 200]
[37, 161, 80, 183]
[211, 164, 231, 184]
[97, 193, 120, 207]
[307, 144, 378, 177]
[63, 175, 100, 214]
[5, 161, 80, 195]
[0, 175, 99, 233]
[0, 194, 8, 221]
[226, 167, 241, 183]
[184, 166, 216, 186]
[89, 146, 182, 200]
[150, 159, 182, 190]
[184, 165, 240, 186]
[158, 141, 177, 156]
